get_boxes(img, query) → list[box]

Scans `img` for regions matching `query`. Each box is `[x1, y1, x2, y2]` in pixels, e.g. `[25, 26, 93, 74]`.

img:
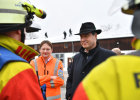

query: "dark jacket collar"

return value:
[79, 42, 100, 56]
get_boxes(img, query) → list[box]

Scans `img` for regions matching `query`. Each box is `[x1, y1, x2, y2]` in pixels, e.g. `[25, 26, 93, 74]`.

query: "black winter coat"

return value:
[66, 44, 116, 100]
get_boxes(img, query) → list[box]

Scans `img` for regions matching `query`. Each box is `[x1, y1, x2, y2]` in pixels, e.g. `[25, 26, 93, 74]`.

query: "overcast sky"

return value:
[27, 0, 133, 40]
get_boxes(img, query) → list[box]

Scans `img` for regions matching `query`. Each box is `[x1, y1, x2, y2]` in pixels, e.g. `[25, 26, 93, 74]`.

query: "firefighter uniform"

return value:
[0, 35, 43, 100]
[0, 0, 46, 99]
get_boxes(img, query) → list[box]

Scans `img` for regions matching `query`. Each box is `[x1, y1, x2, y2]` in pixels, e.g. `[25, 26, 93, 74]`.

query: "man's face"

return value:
[80, 32, 97, 51]
[39, 43, 53, 58]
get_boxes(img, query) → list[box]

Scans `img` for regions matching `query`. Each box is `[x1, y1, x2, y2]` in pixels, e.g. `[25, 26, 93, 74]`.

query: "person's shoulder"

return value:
[13, 61, 33, 69]
[91, 56, 125, 73]
[32, 56, 41, 61]
[71, 53, 79, 61]
[102, 55, 140, 72]
[3, 61, 34, 74]
[106, 55, 138, 62]
[52, 57, 63, 64]
[100, 47, 113, 52]
[100, 47, 116, 55]
[73, 52, 81, 58]
[30, 56, 41, 63]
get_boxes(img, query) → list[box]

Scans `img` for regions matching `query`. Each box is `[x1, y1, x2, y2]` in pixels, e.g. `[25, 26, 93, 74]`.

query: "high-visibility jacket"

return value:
[73, 39, 140, 100]
[30, 56, 64, 100]
[0, 35, 43, 100]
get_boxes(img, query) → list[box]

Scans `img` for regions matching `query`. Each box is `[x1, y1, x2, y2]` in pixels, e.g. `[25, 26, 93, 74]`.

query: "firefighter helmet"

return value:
[0, 0, 45, 33]
[122, 0, 140, 38]
[122, 0, 140, 15]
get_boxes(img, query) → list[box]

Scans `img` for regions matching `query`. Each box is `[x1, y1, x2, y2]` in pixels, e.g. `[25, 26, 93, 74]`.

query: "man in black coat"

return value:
[66, 22, 116, 100]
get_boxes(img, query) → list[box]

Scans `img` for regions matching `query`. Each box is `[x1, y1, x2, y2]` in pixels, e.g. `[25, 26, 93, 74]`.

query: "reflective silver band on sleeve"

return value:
[50, 79, 55, 88]
[58, 75, 64, 80]
[54, 59, 59, 75]
[33, 59, 38, 71]
[47, 95, 61, 100]
[39, 76, 41, 79]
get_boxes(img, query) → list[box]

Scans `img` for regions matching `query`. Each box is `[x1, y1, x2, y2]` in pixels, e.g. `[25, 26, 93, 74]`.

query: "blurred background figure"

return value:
[63, 31, 67, 39]
[69, 28, 72, 37]
[112, 47, 121, 55]
[45, 32, 48, 38]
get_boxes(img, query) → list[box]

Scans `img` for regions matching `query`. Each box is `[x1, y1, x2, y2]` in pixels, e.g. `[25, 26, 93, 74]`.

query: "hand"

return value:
[50, 76, 57, 79]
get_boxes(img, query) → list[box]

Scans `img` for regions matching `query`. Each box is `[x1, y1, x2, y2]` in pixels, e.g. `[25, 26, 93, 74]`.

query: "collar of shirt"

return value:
[45, 57, 51, 64]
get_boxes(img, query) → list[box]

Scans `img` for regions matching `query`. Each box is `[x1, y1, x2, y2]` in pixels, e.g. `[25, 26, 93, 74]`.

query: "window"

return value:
[52, 53, 65, 67]
[55, 54, 59, 58]
[64, 43, 68, 48]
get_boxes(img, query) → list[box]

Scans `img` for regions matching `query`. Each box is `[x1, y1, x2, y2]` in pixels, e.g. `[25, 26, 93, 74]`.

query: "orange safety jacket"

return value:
[30, 56, 64, 100]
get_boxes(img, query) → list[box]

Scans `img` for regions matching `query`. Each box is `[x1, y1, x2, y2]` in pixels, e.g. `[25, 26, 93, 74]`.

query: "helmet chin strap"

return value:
[21, 28, 25, 43]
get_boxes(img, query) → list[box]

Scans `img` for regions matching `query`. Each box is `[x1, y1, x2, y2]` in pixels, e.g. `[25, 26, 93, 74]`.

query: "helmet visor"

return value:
[108, 0, 129, 15]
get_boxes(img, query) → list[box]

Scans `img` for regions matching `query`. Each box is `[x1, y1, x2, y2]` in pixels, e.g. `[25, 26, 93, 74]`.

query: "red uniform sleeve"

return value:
[0, 69, 44, 100]
[72, 82, 89, 100]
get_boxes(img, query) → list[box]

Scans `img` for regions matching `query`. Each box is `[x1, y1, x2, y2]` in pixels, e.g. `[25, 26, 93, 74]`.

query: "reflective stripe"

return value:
[39, 76, 41, 79]
[33, 59, 40, 83]
[58, 75, 64, 80]
[0, 9, 26, 14]
[33, 59, 38, 71]
[54, 59, 59, 75]
[50, 79, 55, 88]
[47, 95, 61, 100]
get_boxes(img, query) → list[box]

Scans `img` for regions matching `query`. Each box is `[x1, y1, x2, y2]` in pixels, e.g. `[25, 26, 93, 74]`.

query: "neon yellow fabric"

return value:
[0, 0, 27, 23]
[0, 35, 38, 61]
[132, 39, 140, 50]
[0, 34, 44, 100]
[82, 55, 140, 100]
[0, 62, 34, 93]
[0, 34, 39, 93]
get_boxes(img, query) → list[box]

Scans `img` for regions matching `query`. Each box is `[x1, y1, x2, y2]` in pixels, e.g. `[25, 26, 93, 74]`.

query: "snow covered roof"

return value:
[25, 30, 134, 45]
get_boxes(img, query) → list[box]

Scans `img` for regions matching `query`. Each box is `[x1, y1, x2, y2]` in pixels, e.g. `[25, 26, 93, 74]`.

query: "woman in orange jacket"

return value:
[30, 40, 64, 100]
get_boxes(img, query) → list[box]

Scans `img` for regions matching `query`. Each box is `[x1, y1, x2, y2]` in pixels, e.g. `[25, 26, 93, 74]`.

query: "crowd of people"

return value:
[0, 0, 140, 100]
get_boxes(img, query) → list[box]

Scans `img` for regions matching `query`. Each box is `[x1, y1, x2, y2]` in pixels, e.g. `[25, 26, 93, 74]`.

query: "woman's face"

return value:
[39, 43, 53, 58]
